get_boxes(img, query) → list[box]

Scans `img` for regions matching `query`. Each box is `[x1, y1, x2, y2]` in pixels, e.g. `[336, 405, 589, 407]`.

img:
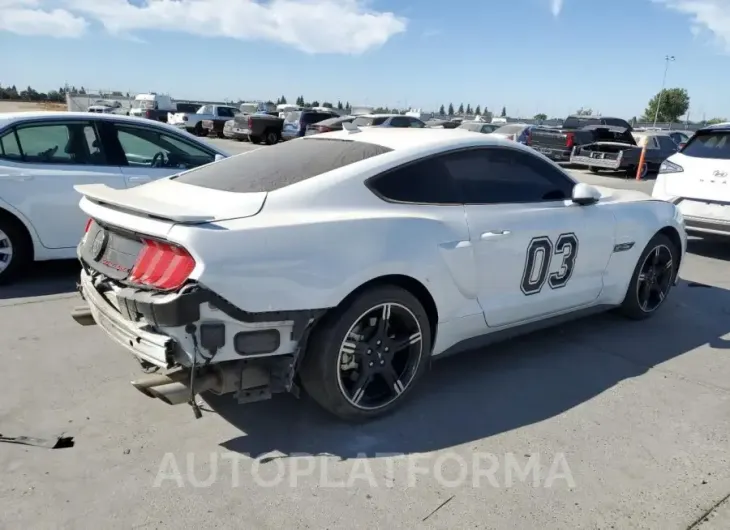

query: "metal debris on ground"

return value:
[0, 433, 74, 449]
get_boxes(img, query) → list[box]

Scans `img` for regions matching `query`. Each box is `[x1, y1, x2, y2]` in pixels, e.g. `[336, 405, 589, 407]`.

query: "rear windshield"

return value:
[353, 116, 389, 126]
[285, 111, 301, 123]
[681, 131, 730, 160]
[172, 138, 393, 193]
[563, 117, 602, 129]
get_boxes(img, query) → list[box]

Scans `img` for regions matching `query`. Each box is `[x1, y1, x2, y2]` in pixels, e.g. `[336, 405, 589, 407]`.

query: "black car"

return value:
[282, 110, 340, 140]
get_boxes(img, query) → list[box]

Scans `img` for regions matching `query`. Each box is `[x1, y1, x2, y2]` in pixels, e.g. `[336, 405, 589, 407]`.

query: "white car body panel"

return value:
[0, 111, 229, 259]
[652, 149, 730, 236]
[76, 128, 686, 365]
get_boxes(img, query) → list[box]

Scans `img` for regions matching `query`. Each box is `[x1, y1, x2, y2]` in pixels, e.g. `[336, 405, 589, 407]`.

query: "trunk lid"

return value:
[664, 153, 730, 203]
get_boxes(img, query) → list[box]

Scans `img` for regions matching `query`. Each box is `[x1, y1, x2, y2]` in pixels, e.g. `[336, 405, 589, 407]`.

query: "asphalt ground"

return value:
[1, 137, 729, 530]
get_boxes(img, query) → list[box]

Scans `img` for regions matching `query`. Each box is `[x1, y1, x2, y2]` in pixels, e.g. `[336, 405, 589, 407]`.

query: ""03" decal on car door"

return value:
[520, 233, 579, 295]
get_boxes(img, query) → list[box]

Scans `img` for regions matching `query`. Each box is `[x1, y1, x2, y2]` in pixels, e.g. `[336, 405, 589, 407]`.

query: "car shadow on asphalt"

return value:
[0, 260, 79, 301]
[687, 237, 730, 262]
[212, 279, 730, 460]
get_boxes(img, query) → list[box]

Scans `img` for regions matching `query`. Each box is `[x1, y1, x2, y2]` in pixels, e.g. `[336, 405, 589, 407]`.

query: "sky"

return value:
[1, 0, 729, 119]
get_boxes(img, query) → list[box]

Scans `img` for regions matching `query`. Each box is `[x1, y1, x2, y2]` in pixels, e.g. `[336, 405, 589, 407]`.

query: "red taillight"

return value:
[145, 110, 152, 118]
[678, 142, 686, 149]
[526, 130, 532, 145]
[508, 134, 515, 141]
[565, 132, 575, 148]
[128, 239, 196, 291]
[317, 126, 332, 133]
[84, 218, 93, 233]
[248, 117, 253, 129]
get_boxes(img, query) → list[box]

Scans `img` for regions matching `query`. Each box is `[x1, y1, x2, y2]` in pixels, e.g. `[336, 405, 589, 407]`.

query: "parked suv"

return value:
[282, 110, 340, 140]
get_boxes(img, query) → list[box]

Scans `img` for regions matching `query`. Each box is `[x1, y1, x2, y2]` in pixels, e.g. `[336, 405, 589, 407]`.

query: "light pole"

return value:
[652, 55, 676, 128]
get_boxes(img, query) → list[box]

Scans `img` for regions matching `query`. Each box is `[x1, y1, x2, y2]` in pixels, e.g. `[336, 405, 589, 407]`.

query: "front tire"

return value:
[0, 217, 31, 285]
[299, 285, 432, 422]
[617, 233, 678, 320]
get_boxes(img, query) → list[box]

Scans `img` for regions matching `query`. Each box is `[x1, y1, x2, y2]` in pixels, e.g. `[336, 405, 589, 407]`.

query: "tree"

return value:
[296, 95, 304, 106]
[575, 107, 593, 116]
[500, 106, 506, 117]
[345, 101, 351, 111]
[321, 102, 333, 108]
[337, 100, 343, 110]
[534, 113, 547, 121]
[311, 100, 320, 107]
[447, 103, 454, 115]
[280, 95, 287, 105]
[466, 104, 472, 115]
[642, 87, 690, 123]
[474, 105, 481, 115]
[457, 103, 464, 114]
[439, 104, 445, 115]
[706, 118, 727, 125]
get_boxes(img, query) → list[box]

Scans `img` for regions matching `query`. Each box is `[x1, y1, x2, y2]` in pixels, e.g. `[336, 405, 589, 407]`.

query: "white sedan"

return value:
[71, 126, 686, 422]
[0, 111, 228, 284]
[651, 123, 730, 237]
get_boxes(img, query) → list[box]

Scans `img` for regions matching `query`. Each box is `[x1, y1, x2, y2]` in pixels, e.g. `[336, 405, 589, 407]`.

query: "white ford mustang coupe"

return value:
[71, 125, 686, 422]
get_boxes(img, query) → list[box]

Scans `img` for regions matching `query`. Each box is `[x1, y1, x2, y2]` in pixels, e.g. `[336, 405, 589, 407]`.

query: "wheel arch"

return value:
[657, 225, 683, 269]
[0, 206, 36, 261]
[319, 274, 439, 348]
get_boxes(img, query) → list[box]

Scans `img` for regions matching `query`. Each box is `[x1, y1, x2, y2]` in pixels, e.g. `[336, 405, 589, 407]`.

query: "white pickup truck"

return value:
[168, 104, 240, 136]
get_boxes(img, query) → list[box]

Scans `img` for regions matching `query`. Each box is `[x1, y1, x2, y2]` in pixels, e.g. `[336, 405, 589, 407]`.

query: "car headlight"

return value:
[659, 160, 683, 174]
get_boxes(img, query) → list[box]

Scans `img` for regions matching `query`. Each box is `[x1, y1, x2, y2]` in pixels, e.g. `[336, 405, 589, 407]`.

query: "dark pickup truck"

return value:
[529, 116, 633, 162]
[230, 112, 284, 144]
[570, 128, 680, 178]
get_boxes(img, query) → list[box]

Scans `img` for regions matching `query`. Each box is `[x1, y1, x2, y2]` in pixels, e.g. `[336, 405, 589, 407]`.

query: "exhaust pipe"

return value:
[131, 371, 187, 398]
[148, 372, 220, 406]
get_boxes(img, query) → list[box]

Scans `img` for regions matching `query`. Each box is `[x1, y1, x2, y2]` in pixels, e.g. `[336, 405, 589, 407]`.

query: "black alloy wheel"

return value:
[300, 285, 431, 421]
[618, 232, 678, 320]
[336, 302, 423, 410]
[635, 244, 674, 313]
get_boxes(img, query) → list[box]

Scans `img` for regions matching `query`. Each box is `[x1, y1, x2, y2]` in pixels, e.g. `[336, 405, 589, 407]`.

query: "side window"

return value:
[114, 125, 214, 169]
[0, 129, 22, 160]
[389, 117, 410, 128]
[657, 136, 677, 151]
[217, 107, 234, 118]
[408, 118, 426, 128]
[368, 158, 462, 204]
[442, 148, 573, 205]
[646, 137, 660, 150]
[11, 122, 105, 165]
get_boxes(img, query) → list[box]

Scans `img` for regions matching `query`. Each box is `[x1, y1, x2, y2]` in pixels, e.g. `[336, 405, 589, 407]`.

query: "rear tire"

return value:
[0, 216, 32, 285]
[299, 285, 432, 422]
[589, 167, 601, 174]
[264, 129, 279, 145]
[193, 123, 204, 136]
[617, 233, 678, 320]
[249, 135, 261, 144]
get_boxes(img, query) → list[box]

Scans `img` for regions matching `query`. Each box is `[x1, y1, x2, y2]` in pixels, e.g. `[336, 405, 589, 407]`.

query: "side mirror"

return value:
[572, 183, 600, 205]
[214, 154, 225, 162]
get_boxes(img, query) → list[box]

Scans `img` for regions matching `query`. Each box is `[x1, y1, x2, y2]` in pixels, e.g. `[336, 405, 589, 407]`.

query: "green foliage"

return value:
[642, 87, 690, 123]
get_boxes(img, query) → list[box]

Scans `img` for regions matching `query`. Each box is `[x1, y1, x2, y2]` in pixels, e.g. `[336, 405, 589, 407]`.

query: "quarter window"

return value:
[2, 122, 105, 165]
[442, 148, 574, 204]
[113, 125, 214, 169]
[0, 130, 22, 160]
[368, 159, 462, 204]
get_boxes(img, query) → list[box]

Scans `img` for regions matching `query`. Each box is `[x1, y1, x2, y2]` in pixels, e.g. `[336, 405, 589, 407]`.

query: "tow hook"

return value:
[71, 305, 96, 326]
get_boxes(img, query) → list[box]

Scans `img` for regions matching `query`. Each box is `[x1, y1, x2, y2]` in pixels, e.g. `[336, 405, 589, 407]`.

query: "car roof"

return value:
[308, 126, 531, 152]
[358, 114, 400, 118]
[0, 111, 182, 132]
[0, 111, 230, 155]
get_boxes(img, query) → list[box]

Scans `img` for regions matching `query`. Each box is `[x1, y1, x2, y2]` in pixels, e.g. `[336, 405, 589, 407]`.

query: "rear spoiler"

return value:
[74, 184, 216, 223]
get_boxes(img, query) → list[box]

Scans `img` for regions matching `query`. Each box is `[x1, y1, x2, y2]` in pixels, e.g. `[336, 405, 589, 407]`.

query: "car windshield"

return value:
[172, 138, 393, 192]
[681, 131, 730, 160]
[132, 100, 155, 109]
[285, 111, 302, 123]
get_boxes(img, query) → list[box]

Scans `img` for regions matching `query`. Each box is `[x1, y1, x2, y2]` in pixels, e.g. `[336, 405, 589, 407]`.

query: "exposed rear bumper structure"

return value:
[76, 269, 176, 369]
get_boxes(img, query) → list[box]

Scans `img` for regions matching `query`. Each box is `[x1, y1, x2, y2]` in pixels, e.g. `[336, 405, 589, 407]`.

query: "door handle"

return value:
[481, 230, 511, 240]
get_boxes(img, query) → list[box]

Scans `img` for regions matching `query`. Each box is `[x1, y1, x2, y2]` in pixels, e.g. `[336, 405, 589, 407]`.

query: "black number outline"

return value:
[520, 236, 553, 296]
[548, 233, 579, 290]
[520, 233, 580, 296]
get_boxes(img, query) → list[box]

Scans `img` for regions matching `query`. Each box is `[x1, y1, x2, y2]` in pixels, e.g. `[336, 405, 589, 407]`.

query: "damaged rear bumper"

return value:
[75, 269, 176, 368]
